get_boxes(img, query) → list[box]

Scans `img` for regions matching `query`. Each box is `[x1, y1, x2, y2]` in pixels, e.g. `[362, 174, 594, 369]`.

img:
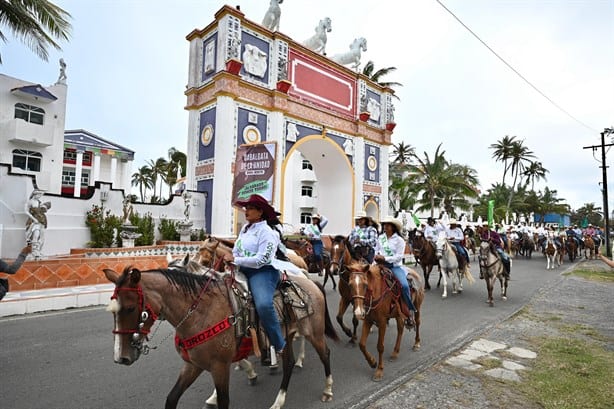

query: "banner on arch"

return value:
[232, 142, 277, 203]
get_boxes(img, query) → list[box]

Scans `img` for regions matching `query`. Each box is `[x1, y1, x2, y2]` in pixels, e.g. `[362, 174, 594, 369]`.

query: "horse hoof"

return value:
[441, 294, 447, 299]
[413, 343, 421, 351]
[389, 354, 399, 362]
[502, 296, 507, 301]
[372, 373, 384, 382]
[489, 302, 494, 307]
[248, 376, 258, 386]
[321, 393, 333, 402]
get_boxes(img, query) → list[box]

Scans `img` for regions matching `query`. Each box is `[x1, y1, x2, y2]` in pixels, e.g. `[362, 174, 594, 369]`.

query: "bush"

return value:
[85, 205, 122, 248]
[158, 218, 180, 241]
[129, 211, 155, 246]
[191, 228, 207, 241]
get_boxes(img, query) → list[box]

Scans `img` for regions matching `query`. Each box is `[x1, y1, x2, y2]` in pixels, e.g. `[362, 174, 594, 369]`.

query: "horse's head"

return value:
[329, 235, 348, 275]
[103, 267, 156, 365]
[198, 239, 219, 268]
[355, 37, 367, 51]
[320, 17, 332, 32]
[434, 232, 448, 258]
[346, 262, 371, 320]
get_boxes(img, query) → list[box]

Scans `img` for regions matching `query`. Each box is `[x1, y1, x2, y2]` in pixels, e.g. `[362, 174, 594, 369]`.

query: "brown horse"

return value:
[410, 233, 440, 290]
[583, 235, 595, 259]
[328, 235, 360, 343]
[103, 266, 339, 409]
[566, 236, 578, 262]
[346, 262, 424, 381]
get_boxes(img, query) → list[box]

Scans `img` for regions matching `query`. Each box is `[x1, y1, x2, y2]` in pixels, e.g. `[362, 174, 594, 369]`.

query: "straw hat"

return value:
[354, 210, 368, 220]
[449, 218, 458, 225]
[311, 213, 322, 221]
[380, 216, 403, 233]
[234, 194, 276, 220]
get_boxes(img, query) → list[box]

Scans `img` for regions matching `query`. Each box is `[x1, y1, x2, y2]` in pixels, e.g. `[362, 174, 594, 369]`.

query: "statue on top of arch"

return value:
[262, 0, 283, 32]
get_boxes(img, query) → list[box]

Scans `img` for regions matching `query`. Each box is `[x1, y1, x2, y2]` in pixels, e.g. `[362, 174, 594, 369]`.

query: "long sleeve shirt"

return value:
[0, 251, 28, 274]
[446, 227, 464, 242]
[424, 222, 445, 243]
[349, 225, 378, 249]
[374, 233, 405, 267]
[480, 229, 503, 249]
[306, 215, 328, 240]
[232, 220, 279, 269]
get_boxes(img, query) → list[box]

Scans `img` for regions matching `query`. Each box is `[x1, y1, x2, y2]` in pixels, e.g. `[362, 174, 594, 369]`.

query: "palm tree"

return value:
[362, 60, 403, 90]
[574, 202, 603, 226]
[165, 147, 187, 197]
[146, 157, 168, 203]
[0, 0, 72, 63]
[131, 166, 153, 202]
[522, 161, 549, 190]
[390, 141, 414, 165]
[489, 135, 517, 186]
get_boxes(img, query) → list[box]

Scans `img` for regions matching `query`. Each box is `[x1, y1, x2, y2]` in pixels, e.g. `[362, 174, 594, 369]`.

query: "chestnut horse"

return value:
[328, 235, 360, 343]
[583, 235, 596, 259]
[566, 236, 578, 262]
[409, 232, 440, 290]
[103, 266, 339, 409]
[346, 262, 424, 381]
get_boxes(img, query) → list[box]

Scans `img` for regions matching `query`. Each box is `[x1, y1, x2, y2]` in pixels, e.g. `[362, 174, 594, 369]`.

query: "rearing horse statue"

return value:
[262, 0, 283, 32]
[331, 37, 367, 70]
[302, 17, 332, 55]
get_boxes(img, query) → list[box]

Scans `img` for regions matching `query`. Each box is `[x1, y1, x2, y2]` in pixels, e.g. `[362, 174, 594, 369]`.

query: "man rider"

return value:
[445, 218, 470, 275]
[424, 217, 445, 245]
[479, 221, 511, 279]
[348, 211, 377, 263]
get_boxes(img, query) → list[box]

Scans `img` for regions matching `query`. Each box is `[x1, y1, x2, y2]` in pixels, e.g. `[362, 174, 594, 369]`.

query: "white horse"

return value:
[303, 17, 332, 55]
[435, 233, 464, 298]
[262, 0, 283, 32]
[331, 37, 367, 70]
[544, 237, 560, 269]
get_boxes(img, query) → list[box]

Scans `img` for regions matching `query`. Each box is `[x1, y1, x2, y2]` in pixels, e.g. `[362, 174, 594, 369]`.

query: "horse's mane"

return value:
[126, 266, 217, 297]
[333, 235, 346, 243]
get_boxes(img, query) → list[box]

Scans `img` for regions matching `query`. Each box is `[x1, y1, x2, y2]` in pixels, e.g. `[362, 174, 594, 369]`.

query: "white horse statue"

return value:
[302, 17, 332, 55]
[331, 37, 367, 70]
[262, 0, 283, 32]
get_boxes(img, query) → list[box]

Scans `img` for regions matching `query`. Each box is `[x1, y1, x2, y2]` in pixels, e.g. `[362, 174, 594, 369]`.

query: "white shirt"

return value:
[306, 215, 329, 240]
[446, 226, 464, 242]
[374, 232, 405, 267]
[424, 222, 445, 242]
[233, 220, 279, 269]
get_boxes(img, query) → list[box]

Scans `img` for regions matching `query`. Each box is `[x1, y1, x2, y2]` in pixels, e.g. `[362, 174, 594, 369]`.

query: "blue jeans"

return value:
[452, 242, 469, 263]
[240, 265, 286, 352]
[311, 239, 323, 262]
[391, 265, 416, 312]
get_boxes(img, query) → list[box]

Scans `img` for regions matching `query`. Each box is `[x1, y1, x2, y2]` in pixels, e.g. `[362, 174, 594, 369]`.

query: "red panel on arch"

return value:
[288, 49, 356, 116]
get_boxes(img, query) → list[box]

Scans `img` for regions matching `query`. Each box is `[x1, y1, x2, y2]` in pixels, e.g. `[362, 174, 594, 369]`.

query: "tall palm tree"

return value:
[0, 0, 72, 63]
[131, 166, 153, 202]
[165, 147, 187, 197]
[390, 141, 414, 165]
[522, 161, 549, 190]
[146, 157, 168, 203]
[489, 135, 517, 186]
[362, 60, 403, 90]
[574, 202, 603, 226]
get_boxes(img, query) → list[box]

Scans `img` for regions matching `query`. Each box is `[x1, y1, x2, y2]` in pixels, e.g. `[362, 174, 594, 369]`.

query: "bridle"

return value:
[199, 243, 226, 271]
[110, 285, 158, 354]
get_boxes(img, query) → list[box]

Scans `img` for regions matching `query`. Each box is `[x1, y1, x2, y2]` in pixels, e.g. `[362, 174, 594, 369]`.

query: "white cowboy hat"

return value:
[354, 210, 368, 219]
[449, 218, 458, 225]
[311, 213, 322, 220]
[380, 216, 403, 233]
[482, 221, 490, 226]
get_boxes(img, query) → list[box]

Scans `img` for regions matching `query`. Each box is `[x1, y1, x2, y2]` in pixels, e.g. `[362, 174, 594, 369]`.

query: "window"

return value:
[12, 149, 42, 171]
[63, 149, 93, 166]
[14, 103, 44, 125]
[301, 160, 313, 170]
[62, 168, 90, 187]
[300, 212, 312, 224]
[301, 185, 313, 197]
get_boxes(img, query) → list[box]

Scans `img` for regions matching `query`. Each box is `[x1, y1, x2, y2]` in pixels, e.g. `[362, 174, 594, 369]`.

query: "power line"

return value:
[434, 0, 598, 133]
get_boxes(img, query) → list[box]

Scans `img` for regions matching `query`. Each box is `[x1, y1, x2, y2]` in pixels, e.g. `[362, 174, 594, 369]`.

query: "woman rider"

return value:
[223, 194, 286, 359]
[374, 216, 416, 329]
[306, 213, 328, 276]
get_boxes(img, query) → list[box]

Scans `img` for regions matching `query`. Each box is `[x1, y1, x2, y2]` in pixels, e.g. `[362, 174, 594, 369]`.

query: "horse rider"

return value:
[496, 223, 509, 250]
[445, 218, 470, 275]
[535, 223, 546, 251]
[547, 226, 563, 249]
[374, 216, 416, 329]
[463, 224, 475, 240]
[348, 211, 377, 263]
[305, 213, 328, 276]
[479, 221, 511, 279]
[565, 225, 582, 248]
[424, 217, 445, 246]
[0, 245, 32, 301]
[223, 194, 286, 360]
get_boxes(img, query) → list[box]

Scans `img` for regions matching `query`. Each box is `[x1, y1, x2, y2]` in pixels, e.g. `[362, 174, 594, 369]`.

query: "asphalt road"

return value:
[0, 255, 567, 409]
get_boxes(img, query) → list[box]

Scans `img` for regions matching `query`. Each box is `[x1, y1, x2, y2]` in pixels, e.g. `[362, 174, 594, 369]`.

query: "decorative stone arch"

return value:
[281, 133, 354, 234]
[364, 198, 379, 224]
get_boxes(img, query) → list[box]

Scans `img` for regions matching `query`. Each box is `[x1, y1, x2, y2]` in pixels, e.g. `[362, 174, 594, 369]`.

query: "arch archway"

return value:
[281, 134, 354, 235]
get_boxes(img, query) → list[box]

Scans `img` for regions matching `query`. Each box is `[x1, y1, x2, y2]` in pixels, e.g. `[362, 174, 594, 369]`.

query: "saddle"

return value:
[379, 265, 412, 319]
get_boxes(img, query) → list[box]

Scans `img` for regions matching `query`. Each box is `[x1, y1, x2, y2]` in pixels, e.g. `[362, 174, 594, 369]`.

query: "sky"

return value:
[2, 0, 613, 214]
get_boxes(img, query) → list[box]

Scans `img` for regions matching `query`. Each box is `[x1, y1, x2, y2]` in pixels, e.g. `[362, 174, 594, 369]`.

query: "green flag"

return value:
[487, 200, 495, 228]
[412, 213, 421, 227]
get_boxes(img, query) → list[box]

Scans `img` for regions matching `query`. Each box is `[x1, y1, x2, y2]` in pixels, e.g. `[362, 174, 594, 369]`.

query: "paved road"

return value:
[0, 256, 567, 409]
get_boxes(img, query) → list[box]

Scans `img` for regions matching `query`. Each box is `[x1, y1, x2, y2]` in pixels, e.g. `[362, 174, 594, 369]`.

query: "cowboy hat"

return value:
[311, 213, 322, 220]
[380, 216, 403, 233]
[234, 194, 277, 220]
[482, 221, 490, 226]
[354, 210, 368, 220]
[449, 218, 458, 225]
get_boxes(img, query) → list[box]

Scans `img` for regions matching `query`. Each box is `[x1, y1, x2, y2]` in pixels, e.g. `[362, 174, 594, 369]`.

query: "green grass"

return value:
[519, 337, 614, 409]
[564, 268, 614, 283]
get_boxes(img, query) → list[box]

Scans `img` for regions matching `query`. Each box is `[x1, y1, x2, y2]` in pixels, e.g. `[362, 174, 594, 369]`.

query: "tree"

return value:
[165, 147, 187, 197]
[146, 157, 168, 203]
[489, 135, 517, 186]
[361, 60, 403, 90]
[131, 166, 153, 202]
[522, 161, 549, 191]
[390, 141, 414, 165]
[0, 0, 72, 63]
[573, 203, 603, 226]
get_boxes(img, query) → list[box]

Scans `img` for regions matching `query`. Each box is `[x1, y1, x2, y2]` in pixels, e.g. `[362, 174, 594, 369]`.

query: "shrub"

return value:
[191, 228, 207, 241]
[85, 205, 122, 248]
[129, 211, 155, 246]
[158, 218, 180, 241]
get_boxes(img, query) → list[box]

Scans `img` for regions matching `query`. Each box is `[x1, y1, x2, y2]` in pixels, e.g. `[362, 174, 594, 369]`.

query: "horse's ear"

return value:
[103, 268, 119, 284]
[182, 253, 190, 265]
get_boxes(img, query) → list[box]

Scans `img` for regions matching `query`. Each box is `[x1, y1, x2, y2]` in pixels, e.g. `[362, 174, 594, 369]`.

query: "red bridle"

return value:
[110, 285, 158, 337]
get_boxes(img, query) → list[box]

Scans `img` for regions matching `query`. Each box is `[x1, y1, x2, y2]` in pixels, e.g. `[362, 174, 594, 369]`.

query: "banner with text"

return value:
[232, 142, 276, 203]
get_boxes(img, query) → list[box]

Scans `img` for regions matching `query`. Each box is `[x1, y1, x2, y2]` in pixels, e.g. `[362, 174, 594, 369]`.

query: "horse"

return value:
[302, 17, 332, 54]
[409, 232, 440, 290]
[583, 235, 596, 259]
[464, 234, 477, 261]
[519, 233, 534, 258]
[434, 233, 474, 298]
[346, 262, 424, 381]
[262, 0, 283, 32]
[331, 37, 367, 70]
[566, 235, 578, 262]
[103, 265, 339, 409]
[478, 242, 509, 307]
[328, 235, 360, 343]
[544, 237, 560, 270]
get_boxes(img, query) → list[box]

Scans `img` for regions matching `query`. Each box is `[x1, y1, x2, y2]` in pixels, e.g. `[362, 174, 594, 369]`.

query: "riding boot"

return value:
[503, 259, 511, 279]
[317, 260, 324, 277]
[479, 268, 484, 280]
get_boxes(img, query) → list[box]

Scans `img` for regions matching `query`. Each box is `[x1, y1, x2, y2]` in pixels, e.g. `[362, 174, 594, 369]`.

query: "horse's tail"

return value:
[464, 266, 475, 284]
[314, 281, 340, 342]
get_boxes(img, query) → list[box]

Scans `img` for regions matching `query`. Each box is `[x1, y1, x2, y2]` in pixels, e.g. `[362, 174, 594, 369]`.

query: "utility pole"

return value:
[583, 128, 613, 258]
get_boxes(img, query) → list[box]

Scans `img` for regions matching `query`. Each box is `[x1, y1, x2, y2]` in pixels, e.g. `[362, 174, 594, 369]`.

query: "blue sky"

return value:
[2, 0, 613, 213]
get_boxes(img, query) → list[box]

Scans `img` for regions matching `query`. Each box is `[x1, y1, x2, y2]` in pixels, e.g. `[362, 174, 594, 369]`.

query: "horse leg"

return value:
[269, 334, 296, 409]
[358, 321, 377, 369]
[412, 295, 422, 351]
[422, 265, 431, 290]
[441, 270, 448, 298]
[294, 334, 306, 368]
[165, 362, 205, 409]
[327, 269, 337, 290]
[336, 297, 354, 341]
[304, 329, 335, 402]
[372, 319, 387, 381]
[389, 316, 404, 361]
[500, 274, 508, 301]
